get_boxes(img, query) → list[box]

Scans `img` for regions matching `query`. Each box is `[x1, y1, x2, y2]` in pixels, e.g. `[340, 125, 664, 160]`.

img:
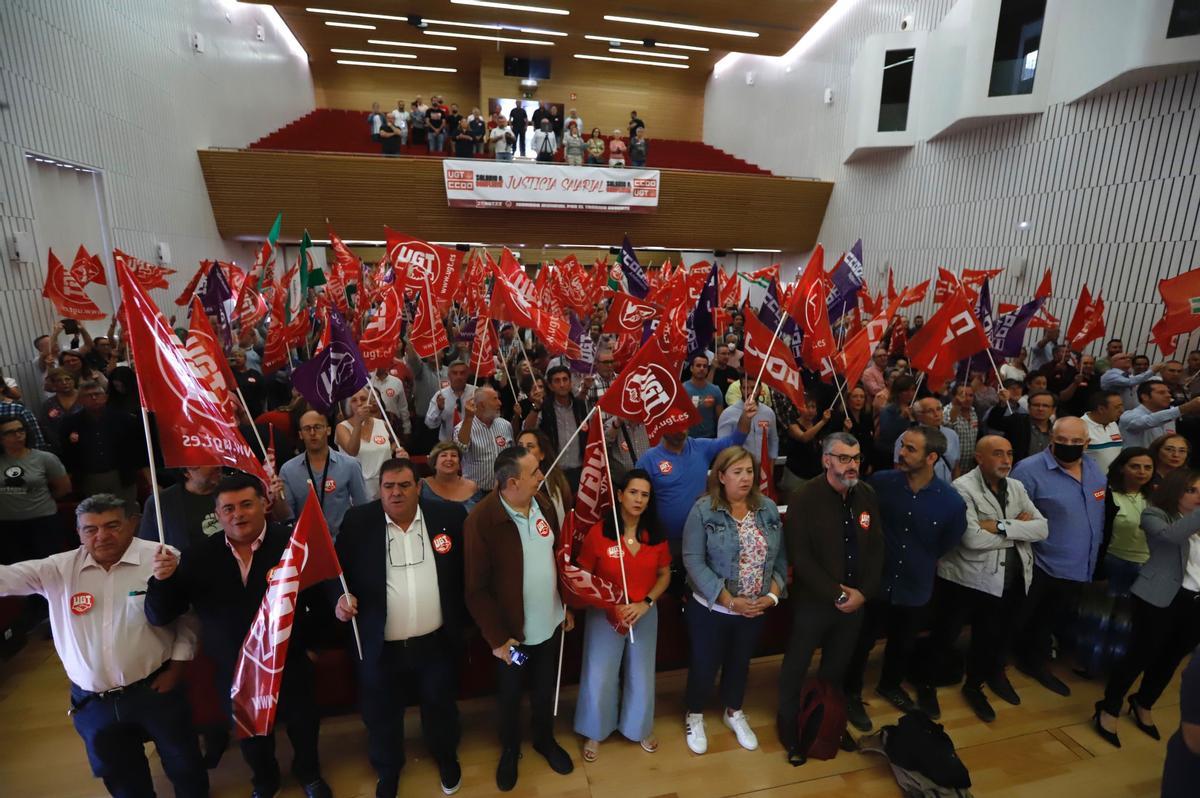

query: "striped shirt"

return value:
[454, 415, 514, 491]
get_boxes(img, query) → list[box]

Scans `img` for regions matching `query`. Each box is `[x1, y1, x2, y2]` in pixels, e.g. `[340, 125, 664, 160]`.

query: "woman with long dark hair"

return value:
[1102, 447, 1155, 596]
[1094, 468, 1200, 747]
[518, 429, 574, 525]
[1149, 433, 1190, 490]
[574, 469, 670, 761]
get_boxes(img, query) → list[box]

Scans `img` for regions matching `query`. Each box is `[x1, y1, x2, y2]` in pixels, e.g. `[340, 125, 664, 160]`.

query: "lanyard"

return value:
[305, 454, 332, 509]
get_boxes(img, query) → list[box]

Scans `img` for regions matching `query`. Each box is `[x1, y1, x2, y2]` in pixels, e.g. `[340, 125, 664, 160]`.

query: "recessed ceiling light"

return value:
[451, 0, 569, 15]
[573, 53, 688, 69]
[336, 59, 458, 72]
[609, 47, 688, 60]
[424, 18, 503, 30]
[331, 48, 417, 59]
[368, 39, 458, 51]
[424, 30, 554, 45]
[519, 27, 569, 37]
[306, 7, 407, 22]
[583, 34, 708, 51]
[324, 21, 376, 29]
[732, 248, 783, 253]
[602, 14, 759, 38]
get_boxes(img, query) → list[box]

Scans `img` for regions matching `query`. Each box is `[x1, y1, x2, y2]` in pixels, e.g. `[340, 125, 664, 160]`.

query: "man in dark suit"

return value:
[536, 365, 588, 490]
[987, 388, 1057, 462]
[334, 458, 466, 798]
[146, 472, 334, 798]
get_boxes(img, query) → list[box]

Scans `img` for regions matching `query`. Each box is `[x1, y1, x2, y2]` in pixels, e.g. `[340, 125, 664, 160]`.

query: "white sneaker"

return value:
[685, 712, 708, 754]
[723, 709, 759, 750]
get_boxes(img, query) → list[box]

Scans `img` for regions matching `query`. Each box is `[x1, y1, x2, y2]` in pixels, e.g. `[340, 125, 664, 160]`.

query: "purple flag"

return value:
[292, 310, 369, 412]
[687, 261, 719, 357]
[199, 261, 234, 347]
[990, 297, 1044, 358]
[568, 314, 594, 374]
[619, 235, 650, 299]
[758, 280, 803, 362]
[826, 239, 864, 323]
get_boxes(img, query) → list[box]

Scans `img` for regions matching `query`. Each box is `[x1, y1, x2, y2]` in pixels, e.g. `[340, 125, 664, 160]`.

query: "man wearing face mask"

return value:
[1010, 417, 1107, 698]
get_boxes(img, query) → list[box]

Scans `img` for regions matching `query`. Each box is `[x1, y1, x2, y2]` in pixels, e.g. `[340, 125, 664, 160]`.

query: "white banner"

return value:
[442, 159, 660, 213]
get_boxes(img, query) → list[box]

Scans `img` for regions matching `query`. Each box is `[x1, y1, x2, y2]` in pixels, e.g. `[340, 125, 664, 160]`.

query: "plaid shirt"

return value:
[0, 401, 47, 449]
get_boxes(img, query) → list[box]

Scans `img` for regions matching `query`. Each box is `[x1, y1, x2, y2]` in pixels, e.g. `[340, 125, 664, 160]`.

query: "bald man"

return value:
[927, 436, 1049, 722]
[455, 386, 514, 491]
[1010, 418, 1107, 697]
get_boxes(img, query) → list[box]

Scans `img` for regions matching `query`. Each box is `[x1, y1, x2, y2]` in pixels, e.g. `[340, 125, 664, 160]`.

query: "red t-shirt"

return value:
[576, 521, 670, 602]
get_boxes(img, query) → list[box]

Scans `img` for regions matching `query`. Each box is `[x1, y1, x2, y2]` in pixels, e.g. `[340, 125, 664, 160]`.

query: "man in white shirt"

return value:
[490, 117, 515, 161]
[1100, 351, 1165, 411]
[389, 100, 409, 146]
[1083, 390, 1125, 471]
[0, 493, 207, 797]
[425, 360, 475, 442]
[1119, 381, 1200, 448]
[335, 458, 467, 798]
[455, 386, 513, 491]
[370, 366, 412, 437]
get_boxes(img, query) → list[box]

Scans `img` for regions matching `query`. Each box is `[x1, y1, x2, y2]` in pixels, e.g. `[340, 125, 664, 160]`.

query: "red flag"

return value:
[742, 311, 806, 410]
[497, 248, 537, 301]
[386, 228, 462, 300]
[327, 224, 363, 289]
[886, 269, 898, 305]
[961, 267, 1004, 286]
[118, 263, 265, 479]
[838, 298, 901, 390]
[1065, 284, 1094, 345]
[1069, 295, 1106, 351]
[598, 325, 699, 444]
[785, 246, 836, 370]
[492, 269, 578, 358]
[997, 303, 1018, 315]
[409, 287, 449, 359]
[185, 296, 239, 420]
[43, 248, 106, 320]
[908, 287, 990, 382]
[758, 425, 775, 501]
[1149, 267, 1200, 354]
[604, 292, 658, 336]
[933, 267, 962, 303]
[359, 284, 402, 370]
[115, 250, 175, 291]
[1035, 268, 1053, 299]
[233, 280, 269, 330]
[573, 413, 612, 537]
[468, 315, 498, 378]
[323, 260, 351, 316]
[70, 246, 107, 287]
[555, 510, 629, 634]
[458, 250, 490, 315]
[175, 261, 208, 307]
[261, 294, 290, 376]
[230, 487, 342, 738]
[264, 423, 278, 479]
[898, 279, 929, 308]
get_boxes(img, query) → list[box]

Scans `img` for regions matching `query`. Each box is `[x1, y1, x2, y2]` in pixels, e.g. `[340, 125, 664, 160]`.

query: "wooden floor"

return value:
[0, 637, 1176, 798]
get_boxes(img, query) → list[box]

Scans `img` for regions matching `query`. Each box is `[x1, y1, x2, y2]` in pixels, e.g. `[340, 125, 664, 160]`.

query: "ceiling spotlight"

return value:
[407, 15, 427, 29]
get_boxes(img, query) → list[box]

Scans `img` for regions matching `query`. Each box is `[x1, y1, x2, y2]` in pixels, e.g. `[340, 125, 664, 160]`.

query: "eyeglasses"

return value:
[1162, 446, 1189, 455]
[829, 454, 863, 465]
[0, 429, 24, 437]
[299, 424, 328, 434]
[388, 531, 426, 569]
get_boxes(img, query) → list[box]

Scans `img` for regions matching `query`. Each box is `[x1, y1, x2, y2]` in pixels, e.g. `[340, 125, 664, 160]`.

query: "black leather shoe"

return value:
[1016, 662, 1070, 697]
[1128, 698, 1161, 740]
[439, 759, 463, 795]
[533, 739, 574, 775]
[785, 747, 807, 767]
[915, 684, 941, 719]
[987, 673, 1021, 706]
[302, 779, 333, 798]
[496, 748, 521, 792]
[846, 693, 873, 732]
[1092, 710, 1121, 748]
[375, 774, 399, 798]
[875, 685, 917, 713]
[962, 685, 996, 723]
[840, 731, 858, 753]
[250, 789, 278, 798]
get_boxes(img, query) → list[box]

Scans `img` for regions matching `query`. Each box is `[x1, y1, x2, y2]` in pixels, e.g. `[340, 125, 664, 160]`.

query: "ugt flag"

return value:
[292, 310, 369, 412]
[230, 487, 342, 738]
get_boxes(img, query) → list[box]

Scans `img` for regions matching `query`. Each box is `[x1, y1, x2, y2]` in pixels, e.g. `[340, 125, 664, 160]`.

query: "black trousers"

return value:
[926, 575, 1026, 688]
[777, 601, 864, 722]
[229, 656, 322, 793]
[360, 634, 461, 780]
[70, 682, 207, 798]
[684, 595, 766, 712]
[496, 628, 561, 750]
[513, 128, 526, 156]
[1101, 589, 1200, 715]
[1013, 565, 1080, 668]
[844, 600, 925, 695]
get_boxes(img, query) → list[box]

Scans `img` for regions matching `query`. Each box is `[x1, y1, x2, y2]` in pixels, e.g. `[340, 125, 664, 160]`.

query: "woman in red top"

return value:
[573, 469, 671, 761]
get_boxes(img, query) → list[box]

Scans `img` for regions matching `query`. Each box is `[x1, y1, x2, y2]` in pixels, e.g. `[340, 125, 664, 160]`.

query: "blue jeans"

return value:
[1104, 553, 1144, 597]
[574, 606, 658, 741]
[70, 681, 208, 798]
[428, 132, 446, 152]
[496, 151, 513, 160]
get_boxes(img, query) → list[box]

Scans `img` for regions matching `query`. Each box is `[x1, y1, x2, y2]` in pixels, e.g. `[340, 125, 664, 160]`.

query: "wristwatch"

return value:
[643, 596, 655, 607]
[996, 520, 1009, 537]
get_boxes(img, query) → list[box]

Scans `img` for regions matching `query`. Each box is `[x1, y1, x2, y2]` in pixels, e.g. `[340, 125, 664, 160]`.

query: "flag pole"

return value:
[983, 347, 1007, 388]
[337, 572, 364, 661]
[597, 406, 634, 644]
[496, 343, 521, 406]
[825, 358, 852, 418]
[749, 310, 791, 404]
[137, 404, 168, 546]
[910, 371, 926, 407]
[553, 603, 567, 716]
[235, 386, 269, 461]
[514, 328, 535, 383]
[536, 405, 598, 491]
[368, 382, 404, 454]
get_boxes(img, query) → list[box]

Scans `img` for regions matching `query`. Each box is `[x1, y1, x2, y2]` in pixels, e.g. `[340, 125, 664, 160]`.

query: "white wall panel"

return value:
[0, 0, 313, 400]
[704, 0, 1200, 360]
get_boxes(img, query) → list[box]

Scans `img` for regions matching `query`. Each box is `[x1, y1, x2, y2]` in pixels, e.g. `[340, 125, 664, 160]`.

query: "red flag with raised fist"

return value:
[600, 325, 699, 444]
[742, 311, 806, 410]
[387, 228, 461, 300]
[230, 487, 342, 738]
[43, 248, 107, 320]
[185, 296, 239, 420]
[119, 262, 265, 480]
[603, 292, 658, 336]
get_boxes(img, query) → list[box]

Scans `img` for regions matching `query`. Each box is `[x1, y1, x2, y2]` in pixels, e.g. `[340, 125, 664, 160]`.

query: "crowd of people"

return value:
[3, 284, 1200, 798]
[367, 96, 650, 166]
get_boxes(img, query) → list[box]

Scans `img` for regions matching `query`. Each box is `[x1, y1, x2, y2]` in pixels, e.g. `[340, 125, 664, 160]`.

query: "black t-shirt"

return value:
[454, 131, 475, 157]
[469, 118, 486, 140]
[446, 113, 462, 136]
[380, 123, 401, 154]
[629, 117, 645, 137]
[531, 107, 549, 130]
[509, 106, 528, 130]
[427, 110, 445, 133]
[235, 369, 266, 416]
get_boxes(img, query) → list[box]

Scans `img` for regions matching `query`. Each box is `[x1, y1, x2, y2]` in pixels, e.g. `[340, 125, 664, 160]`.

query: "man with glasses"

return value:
[893, 398, 959, 482]
[425, 361, 475, 444]
[333, 458, 467, 798]
[776, 433, 883, 764]
[278, 409, 368, 538]
[1010, 417, 1107, 697]
[988, 388, 1057, 462]
[845, 426, 966, 728]
[861, 347, 889, 401]
[580, 347, 617, 407]
[465, 447, 575, 791]
[684, 354, 724, 439]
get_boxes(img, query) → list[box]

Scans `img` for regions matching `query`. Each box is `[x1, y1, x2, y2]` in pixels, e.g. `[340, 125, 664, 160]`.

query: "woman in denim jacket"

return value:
[681, 446, 787, 756]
